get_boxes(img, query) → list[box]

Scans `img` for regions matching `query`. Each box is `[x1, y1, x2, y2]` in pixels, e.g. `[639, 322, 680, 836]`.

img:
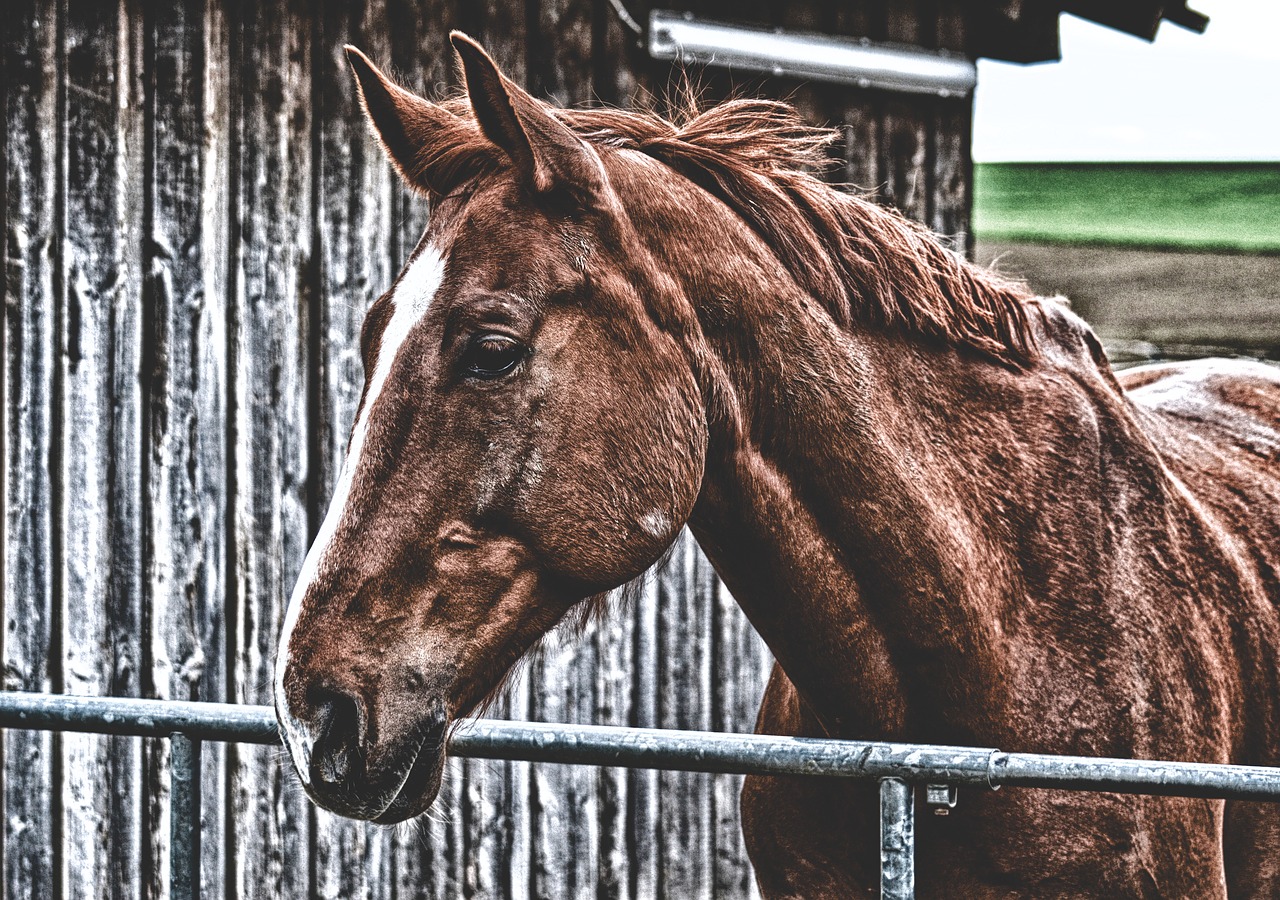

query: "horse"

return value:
[274, 32, 1280, 897]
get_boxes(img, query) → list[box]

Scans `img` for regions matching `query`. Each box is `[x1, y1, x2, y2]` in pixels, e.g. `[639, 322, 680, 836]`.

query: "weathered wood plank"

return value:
[929, 99, 970, 252]
[930, 0, 972, 253]
[788, 0, 882, 196]
[840, 100, 883, 195]
[226, 1, 314, 896]
[592, 0, 641, 109]
[527, 0, 592, 106]
[386, 0, 447, 268]
[630, 572, 662, 900]
[3, 2, 60, 895]
[460, 670, 525, 897]
[1, 5, 6, 884]
[880, 100, 930, 223]
[594, 592, 635, 900]
[529, 612, 615, 899]
[880, 6, 931, 223]
[459, 0, 527, 88]
[141, 1, 232, 897]
[711, 577, 771, 899]
[387, 0, 457, 98]
[502, 670, 534, 900]
[59, 1, 146, 896]
[655, 533, 714, 899]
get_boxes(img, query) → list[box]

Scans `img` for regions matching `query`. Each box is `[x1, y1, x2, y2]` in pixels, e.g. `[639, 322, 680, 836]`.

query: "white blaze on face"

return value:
[274, 243, 446, 782]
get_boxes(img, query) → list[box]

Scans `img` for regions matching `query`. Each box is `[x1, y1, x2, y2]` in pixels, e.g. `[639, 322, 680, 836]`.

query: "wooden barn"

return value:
[2, 1, 1206, 897]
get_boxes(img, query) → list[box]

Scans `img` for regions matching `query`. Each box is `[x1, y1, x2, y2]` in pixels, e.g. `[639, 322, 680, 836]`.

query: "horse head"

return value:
[274, 34, 709, 822]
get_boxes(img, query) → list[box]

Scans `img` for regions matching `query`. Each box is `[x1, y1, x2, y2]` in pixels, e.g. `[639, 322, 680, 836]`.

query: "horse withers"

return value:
[274, 33, 1280, 897]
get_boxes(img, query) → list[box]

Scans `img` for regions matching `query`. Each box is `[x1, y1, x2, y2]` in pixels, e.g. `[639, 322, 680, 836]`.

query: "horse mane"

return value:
[411, 94, 1036, 364]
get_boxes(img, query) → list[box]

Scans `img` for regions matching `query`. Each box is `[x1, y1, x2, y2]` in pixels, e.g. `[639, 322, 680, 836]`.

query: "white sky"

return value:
[972, 1, 1280, 161]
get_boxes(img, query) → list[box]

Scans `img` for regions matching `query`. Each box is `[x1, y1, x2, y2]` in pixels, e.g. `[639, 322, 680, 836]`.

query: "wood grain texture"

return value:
[59, 0, 147, 893]
[4, 1, 60, 895]
[594, 604, 634, 900]
[654, 534, 714, 899]
[711, 579, 769, 900]
[225, 1, 314, 896]
[930, 99, 971, 253]
[141, 1, 232, 896]
[629, 574, 662, 900]
[2, 2, 976, 896]
[930, 0, 973, 253]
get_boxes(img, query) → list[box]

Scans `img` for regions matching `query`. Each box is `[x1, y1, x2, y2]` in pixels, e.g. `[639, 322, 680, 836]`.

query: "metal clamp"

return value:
[985, 749, 1005, 791]
[925, 783, 958, 814]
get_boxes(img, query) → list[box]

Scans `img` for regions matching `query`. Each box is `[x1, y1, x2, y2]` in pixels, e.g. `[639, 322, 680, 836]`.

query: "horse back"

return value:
[1122, 358, 1280, 762]
[1121, 358, 1280, 497]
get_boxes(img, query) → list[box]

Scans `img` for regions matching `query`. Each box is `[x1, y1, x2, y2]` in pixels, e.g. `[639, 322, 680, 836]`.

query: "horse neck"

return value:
[683, 264, 1137, 740]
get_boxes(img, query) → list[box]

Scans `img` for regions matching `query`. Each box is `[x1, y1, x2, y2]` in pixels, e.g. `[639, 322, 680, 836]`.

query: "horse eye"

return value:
[461, 333, 526, 379]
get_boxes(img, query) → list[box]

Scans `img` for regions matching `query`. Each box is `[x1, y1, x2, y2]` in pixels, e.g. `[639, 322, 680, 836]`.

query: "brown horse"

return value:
[274, 33, 1280, 897]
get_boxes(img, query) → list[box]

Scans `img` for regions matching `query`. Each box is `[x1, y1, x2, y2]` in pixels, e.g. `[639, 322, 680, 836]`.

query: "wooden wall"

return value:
[1, 0, 972, 897]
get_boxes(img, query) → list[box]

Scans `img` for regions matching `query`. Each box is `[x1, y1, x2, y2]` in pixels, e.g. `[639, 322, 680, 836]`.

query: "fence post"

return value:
[170, 732, 202, 900]
[880, 777, 915, 900]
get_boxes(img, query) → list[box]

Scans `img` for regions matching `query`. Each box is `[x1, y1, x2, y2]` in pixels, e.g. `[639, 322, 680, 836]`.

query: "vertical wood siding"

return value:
[3, 1, 972, 896]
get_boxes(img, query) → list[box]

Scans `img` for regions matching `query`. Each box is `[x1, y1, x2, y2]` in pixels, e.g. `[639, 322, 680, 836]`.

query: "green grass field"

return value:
[973, 163, 1280, 253]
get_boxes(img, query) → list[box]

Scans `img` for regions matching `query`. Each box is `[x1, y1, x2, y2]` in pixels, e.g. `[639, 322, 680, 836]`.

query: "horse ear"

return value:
[449, 31, 602, 200]
[344, 45, 455, 194]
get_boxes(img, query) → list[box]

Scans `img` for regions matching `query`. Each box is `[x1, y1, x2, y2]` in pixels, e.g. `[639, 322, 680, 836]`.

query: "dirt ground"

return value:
[974, 240, 1280, 366]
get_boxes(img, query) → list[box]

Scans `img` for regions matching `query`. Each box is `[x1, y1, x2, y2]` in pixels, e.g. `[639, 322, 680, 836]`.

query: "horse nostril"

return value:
[308, 686, 365, 787]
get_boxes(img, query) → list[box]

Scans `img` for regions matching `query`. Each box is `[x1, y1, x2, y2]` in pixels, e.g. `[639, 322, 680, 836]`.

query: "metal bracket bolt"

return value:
[925, 783, 958, 815]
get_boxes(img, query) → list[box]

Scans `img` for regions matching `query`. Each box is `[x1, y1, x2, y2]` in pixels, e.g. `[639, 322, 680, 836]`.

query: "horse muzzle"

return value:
[279, 683, 451, 823]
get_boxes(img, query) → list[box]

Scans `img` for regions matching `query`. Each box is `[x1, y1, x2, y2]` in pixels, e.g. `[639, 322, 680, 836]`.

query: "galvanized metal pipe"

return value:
[0, 692, 277, 743]
[170, 732, 202, 900]
[451, 720, 1280, 802]
[879, 778, 915, 900]
[2, 692, 1280, 801]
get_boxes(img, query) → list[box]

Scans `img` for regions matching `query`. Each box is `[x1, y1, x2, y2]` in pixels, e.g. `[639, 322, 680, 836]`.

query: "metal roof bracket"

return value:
[648, 10, 978, 98]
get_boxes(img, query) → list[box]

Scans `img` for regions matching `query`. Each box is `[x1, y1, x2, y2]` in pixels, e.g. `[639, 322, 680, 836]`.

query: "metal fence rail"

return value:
[2, 691, 1279, 899]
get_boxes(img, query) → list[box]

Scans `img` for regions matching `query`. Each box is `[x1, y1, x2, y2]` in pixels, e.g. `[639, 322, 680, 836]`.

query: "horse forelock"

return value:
[406, 93, 1037, 365]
